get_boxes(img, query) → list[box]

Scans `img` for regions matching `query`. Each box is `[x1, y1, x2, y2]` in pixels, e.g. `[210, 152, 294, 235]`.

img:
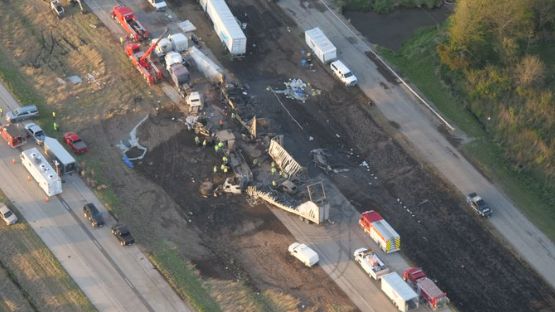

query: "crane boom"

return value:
[141, 28, 169, 64]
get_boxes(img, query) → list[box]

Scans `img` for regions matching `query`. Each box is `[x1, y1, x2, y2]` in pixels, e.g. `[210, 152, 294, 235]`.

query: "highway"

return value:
[0, 82, 190, 312]
[277, 0, 555, 290]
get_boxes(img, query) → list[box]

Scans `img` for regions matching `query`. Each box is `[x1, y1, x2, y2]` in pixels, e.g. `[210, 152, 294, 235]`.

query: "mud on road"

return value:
[150, 0, 555, 311]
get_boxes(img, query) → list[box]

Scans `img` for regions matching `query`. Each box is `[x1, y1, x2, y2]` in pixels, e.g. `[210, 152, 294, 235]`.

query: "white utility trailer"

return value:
[20, 148, 62, 196]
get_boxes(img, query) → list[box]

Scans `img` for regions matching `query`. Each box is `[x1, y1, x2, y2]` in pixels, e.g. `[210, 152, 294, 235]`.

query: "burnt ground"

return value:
[135, 0, 555, 312]
[344, 4, 453, 51]
[137, 126, 356, 310]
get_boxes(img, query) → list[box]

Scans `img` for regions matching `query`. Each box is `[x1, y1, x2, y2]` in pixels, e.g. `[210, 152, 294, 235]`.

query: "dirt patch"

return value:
[345, 5, 453, 50]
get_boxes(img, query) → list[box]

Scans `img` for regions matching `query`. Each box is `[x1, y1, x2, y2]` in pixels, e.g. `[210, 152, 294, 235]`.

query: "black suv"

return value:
[111, 224, 135, 246]
[83, 203, 104, 228]
[466, 192, 493, 217]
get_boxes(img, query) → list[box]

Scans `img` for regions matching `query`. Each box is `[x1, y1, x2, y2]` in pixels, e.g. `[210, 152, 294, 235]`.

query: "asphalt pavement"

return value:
[277, 0, 555, 290]
[0, 82, 190, 312]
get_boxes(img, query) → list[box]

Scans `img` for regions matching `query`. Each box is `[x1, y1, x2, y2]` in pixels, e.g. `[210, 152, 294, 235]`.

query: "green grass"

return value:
[0, 193, 96, 312]
[149, 244, 221, 312]
[378, 26, 555, 241]
[0, 47, 58, 134]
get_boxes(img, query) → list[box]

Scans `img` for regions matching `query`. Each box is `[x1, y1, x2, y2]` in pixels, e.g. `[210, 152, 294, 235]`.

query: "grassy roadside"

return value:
[149, 245, 222, 312]
[0, 192, 96, 312]
[377, 27, 555, 241]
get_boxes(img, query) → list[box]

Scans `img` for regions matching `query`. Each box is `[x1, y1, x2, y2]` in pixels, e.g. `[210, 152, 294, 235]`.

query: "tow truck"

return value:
[125, 29, 168, 86]
[111, 5, 149, 42]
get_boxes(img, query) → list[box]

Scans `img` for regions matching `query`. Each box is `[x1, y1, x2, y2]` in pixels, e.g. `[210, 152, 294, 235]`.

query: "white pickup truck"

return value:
[288, 242, 319, 267]
[354, 248, 390, 280]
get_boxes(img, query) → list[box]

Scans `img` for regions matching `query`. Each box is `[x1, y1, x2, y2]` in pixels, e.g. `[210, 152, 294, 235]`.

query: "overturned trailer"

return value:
[247, 187, 329, 224]
[186, 46, 224, 83]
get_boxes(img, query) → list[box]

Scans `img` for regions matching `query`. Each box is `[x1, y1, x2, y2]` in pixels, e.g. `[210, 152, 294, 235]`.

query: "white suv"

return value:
[330, 60, 358, 87]
[0, 203, 18, 225]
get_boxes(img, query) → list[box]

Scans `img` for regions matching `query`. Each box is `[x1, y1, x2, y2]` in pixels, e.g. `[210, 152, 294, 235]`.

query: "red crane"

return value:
[125, 28, 168, 86]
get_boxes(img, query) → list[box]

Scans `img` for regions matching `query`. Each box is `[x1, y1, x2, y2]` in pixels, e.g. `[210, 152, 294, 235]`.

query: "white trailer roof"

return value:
[210, 0, 246, 41]
[382, 272, 418, 301]
[305, 27, 336, 54]
[373, 219, 400, 241]
[44, 137, 76, 166]
[21, 148, 60, 183]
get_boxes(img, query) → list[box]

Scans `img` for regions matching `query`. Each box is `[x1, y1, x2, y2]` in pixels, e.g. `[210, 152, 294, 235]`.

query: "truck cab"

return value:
[330, 60, 358, 87]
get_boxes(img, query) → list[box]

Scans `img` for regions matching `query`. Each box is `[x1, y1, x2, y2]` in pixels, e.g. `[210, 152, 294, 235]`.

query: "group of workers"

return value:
[194, 135, 231, 175]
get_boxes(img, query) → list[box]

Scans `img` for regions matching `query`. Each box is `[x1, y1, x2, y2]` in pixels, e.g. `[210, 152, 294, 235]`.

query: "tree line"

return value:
[438, 0, 555, 179]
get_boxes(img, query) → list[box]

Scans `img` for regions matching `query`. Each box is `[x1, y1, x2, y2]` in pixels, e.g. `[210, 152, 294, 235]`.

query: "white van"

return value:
[288, 242, 319, 267]
[330, 60, 358, 87]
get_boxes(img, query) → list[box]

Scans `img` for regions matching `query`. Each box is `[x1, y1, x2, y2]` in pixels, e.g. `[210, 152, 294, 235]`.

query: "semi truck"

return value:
[353, 248, 390, 280]
[403, 267, 449, 310]
[381, 272, 419, 312]
[43, 137, 77, 175]
[305, 27, 337, 64]
[20, 148, 62, 196]
[359, 210, 401, 253]
[165, 52, 190, 89]
[199, 0, 247, 56]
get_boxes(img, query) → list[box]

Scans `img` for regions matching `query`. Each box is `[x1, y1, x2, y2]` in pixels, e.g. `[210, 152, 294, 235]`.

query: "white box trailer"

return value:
[20, 148, 62, 197]
[43, 137, 76, 175]
[381, 272, 419, 312]
[305, 27, 337, 64]
[199, 0, 247, 56]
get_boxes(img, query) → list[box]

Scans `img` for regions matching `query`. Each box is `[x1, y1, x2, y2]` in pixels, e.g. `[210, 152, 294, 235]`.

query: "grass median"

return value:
[0, 192, 96, 312]
[377, 27, 555, 241]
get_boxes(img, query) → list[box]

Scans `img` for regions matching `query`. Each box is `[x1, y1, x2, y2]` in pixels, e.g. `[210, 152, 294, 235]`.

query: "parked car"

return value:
[466, 192, 492, 217]
[83, 203, 104, 228]
[5, 105, 39, 123]
[288, 242, 319, 267]
[0, 203, 18, 225]
[24, 122, 46, 145]
[63, 132, 88, 154]
[330, 60, 358, 87]
[111, 224, 135, 246]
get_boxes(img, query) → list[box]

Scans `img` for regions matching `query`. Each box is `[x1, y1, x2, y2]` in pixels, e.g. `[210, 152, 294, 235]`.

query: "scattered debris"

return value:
[67, 75, 82, 85]
[271, 78, 320, 103]
[178, 20, 197, 33]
